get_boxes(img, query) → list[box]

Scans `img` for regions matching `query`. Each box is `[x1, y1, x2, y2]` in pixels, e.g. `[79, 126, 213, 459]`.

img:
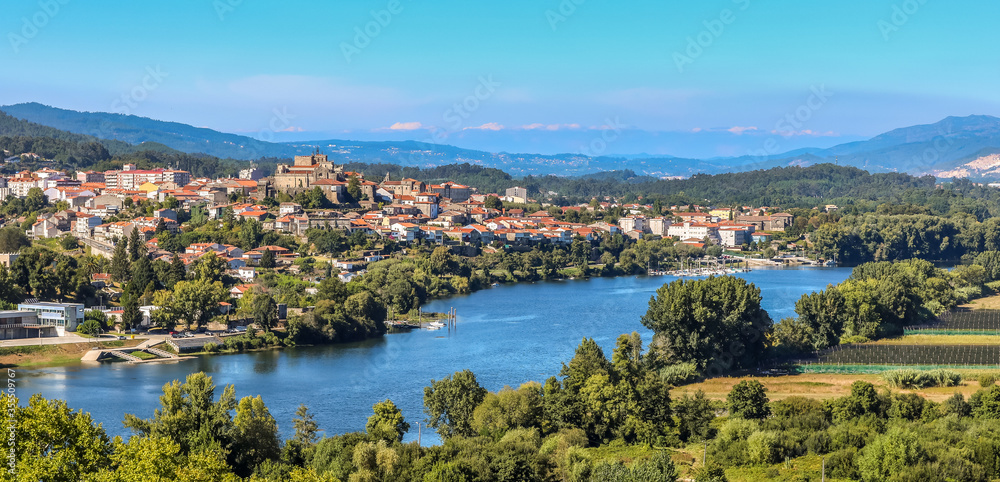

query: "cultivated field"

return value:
[674, 372, 992, 403]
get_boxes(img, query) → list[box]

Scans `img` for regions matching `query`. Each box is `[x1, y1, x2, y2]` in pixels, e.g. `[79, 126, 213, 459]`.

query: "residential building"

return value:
[0, 311, 43, 339]
[505, 186, 528, 203]
[17, 302, 85, 336]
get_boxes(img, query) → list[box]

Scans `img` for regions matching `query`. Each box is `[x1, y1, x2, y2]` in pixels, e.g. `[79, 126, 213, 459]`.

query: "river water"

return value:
[17, 267, 851, 444]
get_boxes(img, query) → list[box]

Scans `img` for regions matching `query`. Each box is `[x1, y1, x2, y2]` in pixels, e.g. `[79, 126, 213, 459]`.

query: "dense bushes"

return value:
[881, 369, 962, 389]
[774, 259, 963, 353]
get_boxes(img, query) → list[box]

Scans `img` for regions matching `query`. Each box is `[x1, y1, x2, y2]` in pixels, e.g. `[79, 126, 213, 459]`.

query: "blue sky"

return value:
[2, 0, 999, 156]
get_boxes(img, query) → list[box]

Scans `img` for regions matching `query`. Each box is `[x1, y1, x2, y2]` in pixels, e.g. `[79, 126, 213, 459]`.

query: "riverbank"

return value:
[0, 339, 143, 368]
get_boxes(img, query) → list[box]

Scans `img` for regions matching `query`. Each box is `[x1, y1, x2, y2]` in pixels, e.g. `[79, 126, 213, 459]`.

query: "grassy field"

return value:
[673, 372, 993, 403]
[960, 292, 1000, 310]
[0, 340, 143, 368]
[130, 350, 158, 360]
[873, 334, 1000, 345]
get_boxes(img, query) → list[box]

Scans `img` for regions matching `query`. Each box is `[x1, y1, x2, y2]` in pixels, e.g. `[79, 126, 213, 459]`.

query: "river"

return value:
[16, 266, 851, 444]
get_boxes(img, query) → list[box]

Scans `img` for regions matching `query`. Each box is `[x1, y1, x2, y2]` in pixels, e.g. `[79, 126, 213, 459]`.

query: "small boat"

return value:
[428, 322, 446, 329]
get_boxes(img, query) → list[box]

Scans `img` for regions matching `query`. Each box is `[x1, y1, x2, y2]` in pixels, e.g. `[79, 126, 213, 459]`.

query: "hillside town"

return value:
[14, 152, 798, 254]
[0, 151, 805, 342]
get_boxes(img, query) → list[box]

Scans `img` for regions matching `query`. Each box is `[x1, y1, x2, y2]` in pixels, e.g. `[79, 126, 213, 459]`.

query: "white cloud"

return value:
[520, 123, 581, 131]
[388, 122, 424, 131]
[727, 126, 758, 135]
[770, 129, 838, 137]
[464, 122, 505, 131]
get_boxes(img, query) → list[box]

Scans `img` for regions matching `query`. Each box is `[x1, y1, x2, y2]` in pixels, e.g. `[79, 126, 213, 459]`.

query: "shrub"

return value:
[827, 448, 860, 480]
[77, 319, 102, 336]
[881, 369, 961, 389]
[840, 335, 871, 345]
[746, 430, 781, 466]
[660, 362, 700, 386]
[979, 374, 996, 388]
[202, 343, 219, 353]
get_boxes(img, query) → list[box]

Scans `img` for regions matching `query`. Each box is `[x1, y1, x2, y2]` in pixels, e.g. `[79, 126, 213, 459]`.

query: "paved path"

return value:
[0, 332, 91, 347]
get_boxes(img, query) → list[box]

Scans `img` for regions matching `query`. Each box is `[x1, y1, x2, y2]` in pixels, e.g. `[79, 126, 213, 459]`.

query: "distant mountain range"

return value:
[3, 102, 1000, 179]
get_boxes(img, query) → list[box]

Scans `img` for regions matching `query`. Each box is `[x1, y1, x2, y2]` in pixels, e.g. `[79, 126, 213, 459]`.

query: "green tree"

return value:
[128, 227, 141, 262]
[194, 252, 228, 283]
[347, 175, 362, 202]
[471, 382, 543, 438]
[231, 395, 281, 477]
[641, 276, 772, 373]
[240, 219, 263, 251]
[673, 390, 715, 442]
[59, 234, 79, 250]
[123, 372, 237, 455]
[560, 338, 612, 393]
[120, 291, 142, 332]
[168, 253, 187, 288]
[484, 195, 503, 210]
[0, 226, 29, 252]
[110, 237, 130, 284]
[164, 279, 229, 329]
[423, 369, 488, 439]
[239, 287, 279, 331]
[727, 380, 770, 420]
[260, 248, 276, 269]
[366, 399, 410, 443]
[293, 404, 319, 446]
[857, 428, 926, 482]
[85, 435, 240, 482]
[6, 393, 113, 482]
[131, 254, 155, 293]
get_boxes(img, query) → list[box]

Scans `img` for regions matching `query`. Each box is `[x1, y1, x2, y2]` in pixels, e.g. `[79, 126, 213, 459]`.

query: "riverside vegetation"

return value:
[12, 261, 1000, 481]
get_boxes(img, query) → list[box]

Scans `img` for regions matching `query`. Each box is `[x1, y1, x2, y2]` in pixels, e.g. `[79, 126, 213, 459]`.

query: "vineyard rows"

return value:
[800, 344, 1000, 366]
[906, 309, 1000, 332]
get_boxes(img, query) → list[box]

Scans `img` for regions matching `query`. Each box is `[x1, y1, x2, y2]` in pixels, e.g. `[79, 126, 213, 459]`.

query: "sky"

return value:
[2, 0, 999, 157]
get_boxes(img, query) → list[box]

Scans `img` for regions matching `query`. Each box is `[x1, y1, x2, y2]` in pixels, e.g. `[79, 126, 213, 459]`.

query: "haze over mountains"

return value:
[4, 102, 1000, 180]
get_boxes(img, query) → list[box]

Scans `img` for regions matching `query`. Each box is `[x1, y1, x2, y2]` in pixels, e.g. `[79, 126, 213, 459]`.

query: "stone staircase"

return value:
[107, 350, 141, 363]
[146, 347, 177, 359]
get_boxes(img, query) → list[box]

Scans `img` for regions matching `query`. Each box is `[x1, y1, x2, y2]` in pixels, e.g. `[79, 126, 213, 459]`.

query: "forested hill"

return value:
[345, 162, 944, 208]
[0, 112, 269, 179]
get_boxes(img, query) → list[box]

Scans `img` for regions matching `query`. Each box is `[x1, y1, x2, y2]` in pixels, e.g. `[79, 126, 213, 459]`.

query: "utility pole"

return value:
[821, 457, 825, 482]
[417, 422, 421, 446]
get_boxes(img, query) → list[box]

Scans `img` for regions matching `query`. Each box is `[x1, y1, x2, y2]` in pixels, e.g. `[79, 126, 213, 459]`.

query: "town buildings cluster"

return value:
[1, 153, 800, 339]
